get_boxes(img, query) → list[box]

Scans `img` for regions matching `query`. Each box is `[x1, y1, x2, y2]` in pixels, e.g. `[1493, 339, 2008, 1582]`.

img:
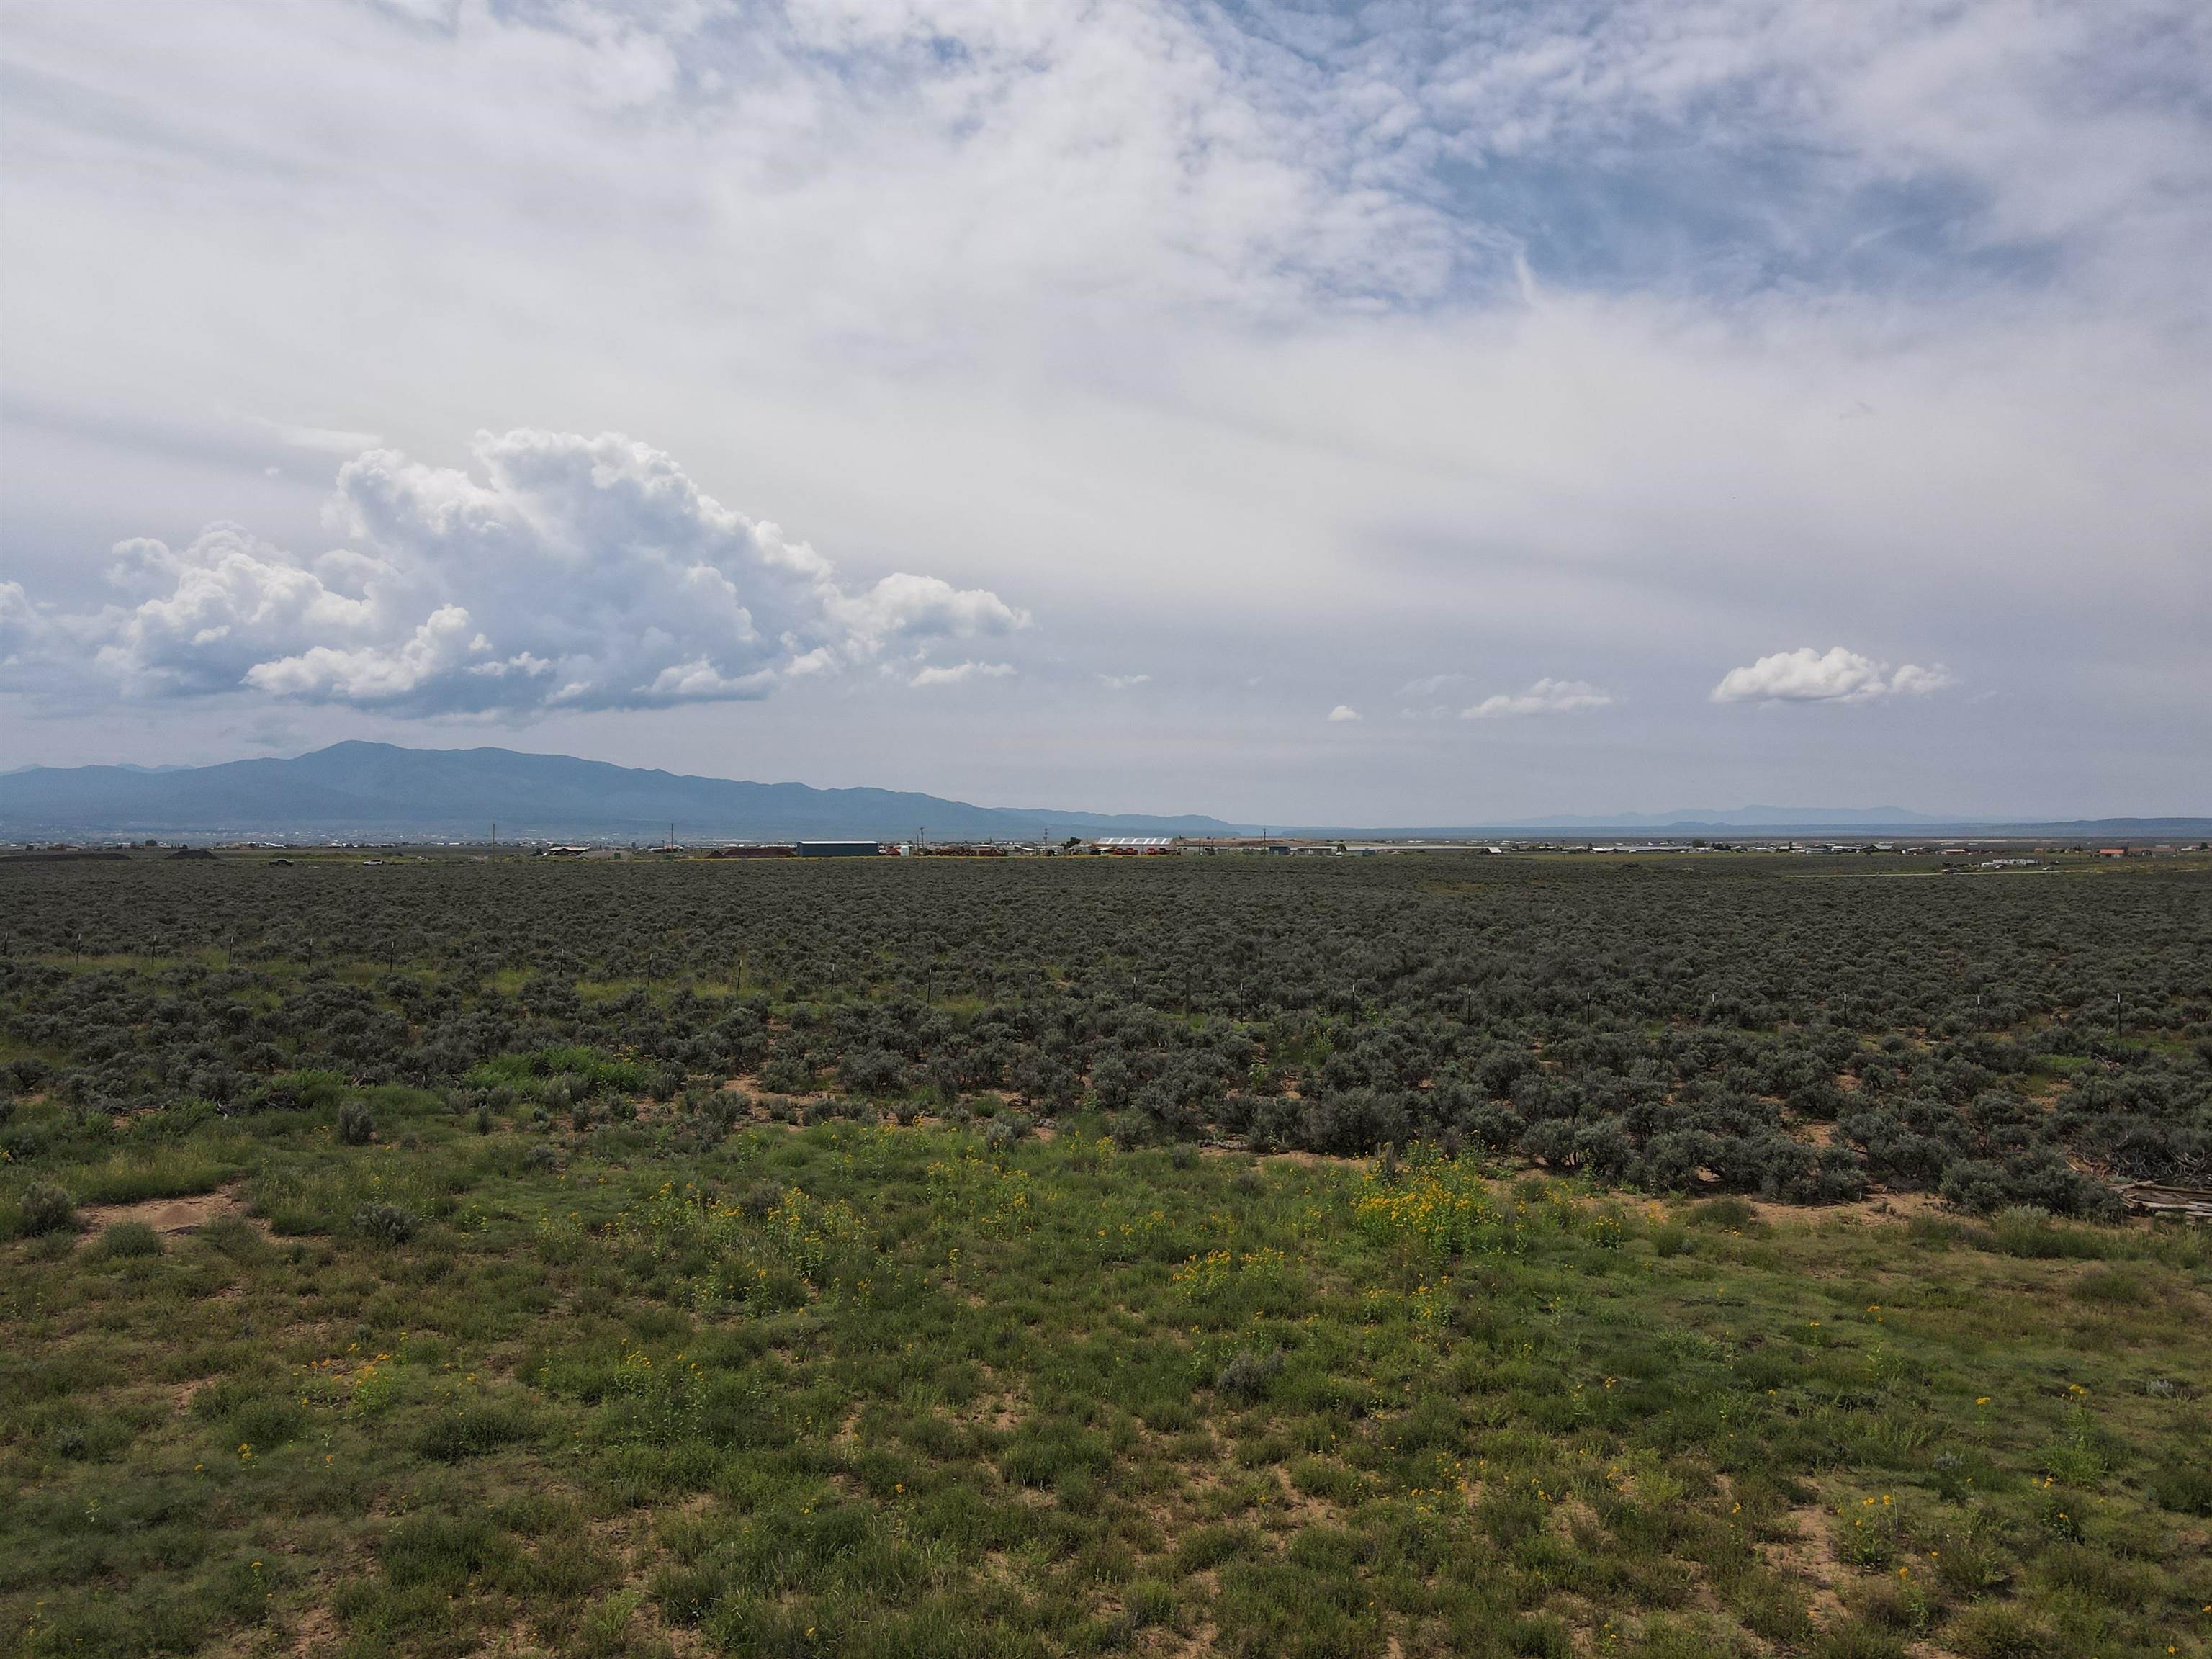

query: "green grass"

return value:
[90, 1221, 163, 1260]
[463, 1046, 657, 1097]
[68, 1146, 243, 1206]
[3, 1109, 2208, 1659]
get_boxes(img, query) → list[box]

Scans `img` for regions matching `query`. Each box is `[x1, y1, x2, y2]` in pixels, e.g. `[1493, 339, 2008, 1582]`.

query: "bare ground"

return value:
[75, 1183, 267, 1240]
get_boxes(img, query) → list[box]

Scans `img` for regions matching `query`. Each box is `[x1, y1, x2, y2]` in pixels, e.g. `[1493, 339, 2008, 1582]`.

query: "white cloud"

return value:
[1397, 673, 1467, 697]
[1326, 704, 1362, 722]
[243, 603, 479, 703]
[0, 1, 2206, 815]
[243, 414, 383, 454]
[1097, 673, 1151, 690]
[0, 580, 48, 670]
[1711, 647, 1954, 704]
[831, 573, 1026, 658]
[11, 430, 1026, 714]
[911, 660, 1016, 688]
[1885, 662, 1958, 698]
[639, 659, 778, 702]
[1461, 678, 1614, 720]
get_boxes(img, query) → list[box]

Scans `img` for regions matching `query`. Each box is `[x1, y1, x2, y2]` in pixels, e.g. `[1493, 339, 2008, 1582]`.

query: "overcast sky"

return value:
[2, 0, 2207, 823]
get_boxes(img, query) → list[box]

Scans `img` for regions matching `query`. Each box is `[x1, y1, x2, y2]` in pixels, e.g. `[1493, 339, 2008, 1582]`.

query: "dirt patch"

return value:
[285, 1604, 340, 1658]
[1733, 1188, 1947, 1228]
[1269, 1465, 1345, 1530]
[966, 1392, 1025, 1433]
[1550, 1495, 1603, 1545]
[1765, 1503, 1851, 1627]
[76, 1184, 265, 1239]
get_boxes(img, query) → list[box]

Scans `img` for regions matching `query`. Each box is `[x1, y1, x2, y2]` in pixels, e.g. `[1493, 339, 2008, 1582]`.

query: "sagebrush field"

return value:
[2, 853, 2208, 1658]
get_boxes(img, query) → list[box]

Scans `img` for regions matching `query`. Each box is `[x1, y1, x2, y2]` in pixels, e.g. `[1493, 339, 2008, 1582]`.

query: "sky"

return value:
[1, 0, 2208, 824]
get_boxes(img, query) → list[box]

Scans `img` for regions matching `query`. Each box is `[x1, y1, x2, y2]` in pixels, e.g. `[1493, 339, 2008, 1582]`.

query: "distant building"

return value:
[2098, 847, 2128, 858]
[796, 840, 883, 858]
[1092, 836, 1176, 854]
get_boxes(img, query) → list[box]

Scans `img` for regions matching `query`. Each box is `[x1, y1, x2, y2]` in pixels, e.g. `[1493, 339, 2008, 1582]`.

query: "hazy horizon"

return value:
[12, 738, 2208, 833]
[4, 2, 2208, 822]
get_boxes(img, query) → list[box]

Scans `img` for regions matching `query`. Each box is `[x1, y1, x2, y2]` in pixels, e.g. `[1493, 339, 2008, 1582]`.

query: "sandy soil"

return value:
[75, 1184, 265, 1238]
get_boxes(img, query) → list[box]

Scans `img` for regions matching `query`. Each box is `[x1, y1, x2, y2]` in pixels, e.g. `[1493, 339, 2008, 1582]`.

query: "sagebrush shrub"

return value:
[982, 1113, 1032, 1150]
[19, 1181, 76, 1236]
[354, 1201, 418, 1246]
[1689, 1195, 1757, 1230]
[1215, 1349, 1284, 1403]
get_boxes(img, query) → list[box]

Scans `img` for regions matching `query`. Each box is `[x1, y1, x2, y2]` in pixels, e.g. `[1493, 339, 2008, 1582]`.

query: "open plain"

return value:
[3, 853, 2208, 1658]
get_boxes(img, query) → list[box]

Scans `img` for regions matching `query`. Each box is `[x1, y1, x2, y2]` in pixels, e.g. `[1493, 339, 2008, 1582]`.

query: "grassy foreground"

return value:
[3, 1091, 2208, 1659]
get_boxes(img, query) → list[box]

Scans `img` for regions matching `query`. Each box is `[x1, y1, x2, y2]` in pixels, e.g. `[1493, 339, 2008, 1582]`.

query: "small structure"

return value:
[796, 840, 883, 858]
[1092, 836, 1176, 855]
[2118, 1182, 2212, 1223]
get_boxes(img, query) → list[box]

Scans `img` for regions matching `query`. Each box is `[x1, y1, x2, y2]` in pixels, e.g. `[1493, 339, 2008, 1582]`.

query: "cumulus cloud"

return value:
[1884, 662, 1958, 698]
[1462, 678, 1614, 719]
[831, 574, 1025, 659]
[1097, 673, 1151, 690]
[1710, 647, 1954, 705]
[3, 2, 2205, 810]
[910, 660, 1015, 688]
[11, 430, 1028, 714]
[0, 580, 48, 670]
[1326, 704, 1362, 722]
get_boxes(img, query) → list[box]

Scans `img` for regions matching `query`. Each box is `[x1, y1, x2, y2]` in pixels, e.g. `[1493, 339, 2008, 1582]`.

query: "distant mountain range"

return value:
[0, 742, 1248, 842]
[1498, 805, 1946, 829]
[0, 743, 2201, 842]
[1310, 816, 2211, 839]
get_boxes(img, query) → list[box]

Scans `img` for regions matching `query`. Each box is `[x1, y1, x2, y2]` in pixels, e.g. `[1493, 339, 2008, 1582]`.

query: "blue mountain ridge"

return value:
[2, 742, 2198, 841]
[0, 742, 1248, 841]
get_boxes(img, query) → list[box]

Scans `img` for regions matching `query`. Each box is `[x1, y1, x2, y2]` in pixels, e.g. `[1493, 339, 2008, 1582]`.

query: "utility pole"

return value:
[490, 819, 496, 848]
